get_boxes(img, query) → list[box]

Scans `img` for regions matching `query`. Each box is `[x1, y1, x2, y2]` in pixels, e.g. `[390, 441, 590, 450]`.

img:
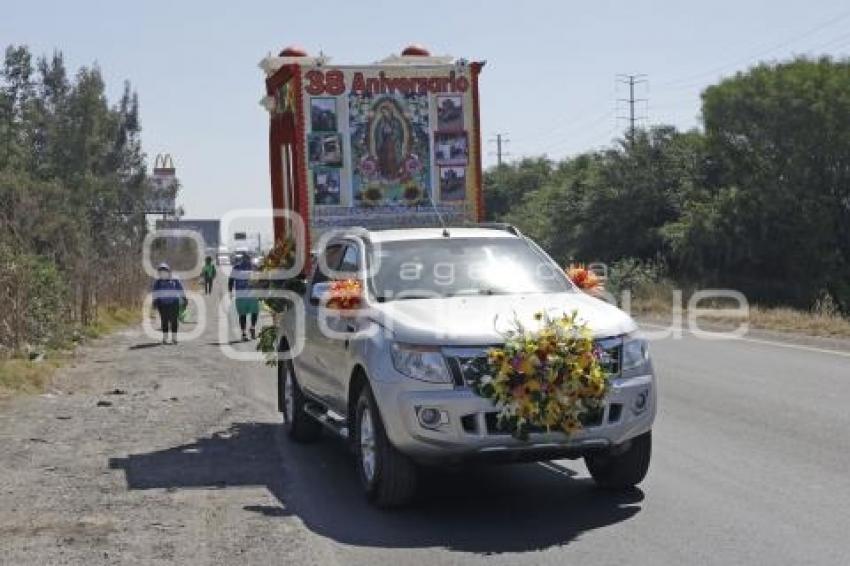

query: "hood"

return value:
[371, 292, 637, 346]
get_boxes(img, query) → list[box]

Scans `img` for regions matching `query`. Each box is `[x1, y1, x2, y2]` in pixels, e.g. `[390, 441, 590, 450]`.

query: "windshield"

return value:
[367, 237, 574, 301]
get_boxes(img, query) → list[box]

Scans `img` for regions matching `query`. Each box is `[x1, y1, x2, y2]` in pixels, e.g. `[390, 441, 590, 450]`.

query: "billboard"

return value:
[155, 219, 221, 252]
[146, 154, 178, 215]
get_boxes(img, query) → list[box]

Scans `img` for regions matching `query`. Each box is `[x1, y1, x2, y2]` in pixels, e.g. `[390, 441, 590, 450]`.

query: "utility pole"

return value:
[617, 74, 648, 144]
[488, 133, 510, 167]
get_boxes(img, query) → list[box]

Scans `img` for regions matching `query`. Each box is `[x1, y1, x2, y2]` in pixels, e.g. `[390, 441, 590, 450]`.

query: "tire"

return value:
[353, 387, 418, 508]
[585, 430, 652, 489]
[279, 359, 322, 443]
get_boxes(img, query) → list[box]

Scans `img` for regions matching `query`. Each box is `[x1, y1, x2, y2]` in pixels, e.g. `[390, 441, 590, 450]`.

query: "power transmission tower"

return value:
[617, 74, 648, 143]
[488, 133, 510, 166]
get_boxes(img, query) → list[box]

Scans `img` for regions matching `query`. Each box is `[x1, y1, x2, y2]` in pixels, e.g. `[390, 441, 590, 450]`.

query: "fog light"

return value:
[633, 390, 649, 413]
[418, 407, 447, 428]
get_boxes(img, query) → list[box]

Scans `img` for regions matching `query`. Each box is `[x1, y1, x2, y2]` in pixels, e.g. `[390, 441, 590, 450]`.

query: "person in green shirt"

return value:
[228, 253, 260, 340]
[201, 256, 216, 295]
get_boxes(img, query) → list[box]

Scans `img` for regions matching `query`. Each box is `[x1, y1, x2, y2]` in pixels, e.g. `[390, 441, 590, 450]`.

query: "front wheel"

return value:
[585, 430, 651, 489]
[354, 387, 418, 508]
[279, 360, 321, 443]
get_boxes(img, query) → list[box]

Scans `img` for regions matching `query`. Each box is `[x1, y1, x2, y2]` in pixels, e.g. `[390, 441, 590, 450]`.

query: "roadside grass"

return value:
[0, 357, 65, 397]
[82, 306, 141, 339]
[701, 305, 850, 338]
[0, 306, 141, 398]
[627, 284, 850, 339]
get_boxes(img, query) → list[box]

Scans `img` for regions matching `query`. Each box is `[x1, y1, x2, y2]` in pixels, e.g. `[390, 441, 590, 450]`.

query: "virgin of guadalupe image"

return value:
[370, 100, 409, 180]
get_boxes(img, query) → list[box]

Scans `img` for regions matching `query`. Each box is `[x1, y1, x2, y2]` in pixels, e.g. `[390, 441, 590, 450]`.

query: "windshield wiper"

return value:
[376, 293, 436, 302]
[445, 288, 509, 297]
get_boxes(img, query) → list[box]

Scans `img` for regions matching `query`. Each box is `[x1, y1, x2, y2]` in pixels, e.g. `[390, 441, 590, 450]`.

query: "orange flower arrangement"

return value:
[260, 238, 295, 271]
[253, 237, 305, 313]
[566, 263, 604, 296]
[326, 279, 363, 311]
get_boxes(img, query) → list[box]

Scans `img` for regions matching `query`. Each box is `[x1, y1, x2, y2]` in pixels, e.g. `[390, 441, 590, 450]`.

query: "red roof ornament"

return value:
[279, 45, 308, 57]
[401, 44, 430, 57]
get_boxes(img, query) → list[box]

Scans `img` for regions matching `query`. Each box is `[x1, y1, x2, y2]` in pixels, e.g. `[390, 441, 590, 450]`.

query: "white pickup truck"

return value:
[276, 226, 656, 507]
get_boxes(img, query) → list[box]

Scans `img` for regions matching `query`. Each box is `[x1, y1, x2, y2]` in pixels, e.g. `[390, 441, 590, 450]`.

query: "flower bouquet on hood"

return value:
[471, 310, 610, 440]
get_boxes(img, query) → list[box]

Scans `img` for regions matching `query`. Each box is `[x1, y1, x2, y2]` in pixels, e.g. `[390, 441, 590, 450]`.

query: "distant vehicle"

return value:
[216, 245, 230, 265]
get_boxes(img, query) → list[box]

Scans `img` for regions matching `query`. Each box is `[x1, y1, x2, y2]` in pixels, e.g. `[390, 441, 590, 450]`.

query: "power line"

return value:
[537, 108, 617, 155]
[509, 98, 610, 144]
[488, 133, 511, 166]
[656, 8, 850, 90]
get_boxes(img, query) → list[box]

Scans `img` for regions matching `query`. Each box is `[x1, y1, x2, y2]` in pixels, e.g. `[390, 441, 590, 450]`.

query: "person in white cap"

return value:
[151, 263, 186, 344]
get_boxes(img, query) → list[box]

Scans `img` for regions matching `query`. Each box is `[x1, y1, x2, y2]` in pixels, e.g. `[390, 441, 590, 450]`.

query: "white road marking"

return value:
[639, 322, 850, 359]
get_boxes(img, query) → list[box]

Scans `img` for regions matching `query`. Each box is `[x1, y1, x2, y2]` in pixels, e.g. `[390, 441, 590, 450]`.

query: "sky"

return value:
[3, 0, 850, 242]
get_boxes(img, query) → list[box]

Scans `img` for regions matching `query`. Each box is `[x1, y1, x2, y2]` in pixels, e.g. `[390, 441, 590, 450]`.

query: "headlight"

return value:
[621, 333, 651, 376]
[390, 343, 452, 384]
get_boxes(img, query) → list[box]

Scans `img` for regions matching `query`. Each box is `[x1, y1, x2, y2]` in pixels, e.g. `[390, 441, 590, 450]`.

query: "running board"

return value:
[304, 403, 349, 439]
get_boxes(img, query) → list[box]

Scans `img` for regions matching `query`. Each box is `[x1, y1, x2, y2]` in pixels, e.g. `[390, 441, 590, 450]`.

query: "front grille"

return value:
[484, 407, 605, 435]
[595, 337, 622, 377]
[444, 336, 623, 388]
[451, 355, 491, 387]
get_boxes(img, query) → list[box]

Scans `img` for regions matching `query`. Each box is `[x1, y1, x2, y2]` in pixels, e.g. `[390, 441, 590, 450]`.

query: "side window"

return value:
[338, 244, 360, 276]
[312, 244, 344, 285]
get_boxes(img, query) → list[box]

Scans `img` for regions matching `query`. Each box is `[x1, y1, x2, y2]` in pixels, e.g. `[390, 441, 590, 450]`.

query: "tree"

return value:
[483, 157, 555, 220]
[0, 44, 155, 349]
[700, 56, 850, 307]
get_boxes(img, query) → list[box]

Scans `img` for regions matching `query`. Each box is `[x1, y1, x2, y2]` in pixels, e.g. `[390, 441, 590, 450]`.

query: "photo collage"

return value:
[309, 97, 342, 205]
[309, 90, 471, 206]
[434, 94, 468, 202]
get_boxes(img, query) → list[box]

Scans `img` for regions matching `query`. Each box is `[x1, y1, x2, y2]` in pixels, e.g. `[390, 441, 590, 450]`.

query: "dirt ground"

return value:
[0, 287, 339, 565]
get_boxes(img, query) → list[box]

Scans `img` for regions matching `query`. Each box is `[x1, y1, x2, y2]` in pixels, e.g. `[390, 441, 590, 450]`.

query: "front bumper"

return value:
[371, 373, 656, 464]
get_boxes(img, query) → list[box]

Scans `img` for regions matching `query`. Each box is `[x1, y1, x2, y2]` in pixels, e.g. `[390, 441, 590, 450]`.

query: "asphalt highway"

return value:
[3, 289, 848, 565]
[242, 319, 850, 565]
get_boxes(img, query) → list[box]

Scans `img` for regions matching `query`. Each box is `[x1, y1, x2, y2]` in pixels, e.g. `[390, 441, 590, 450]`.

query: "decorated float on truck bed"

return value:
[259, 44, 485, 251]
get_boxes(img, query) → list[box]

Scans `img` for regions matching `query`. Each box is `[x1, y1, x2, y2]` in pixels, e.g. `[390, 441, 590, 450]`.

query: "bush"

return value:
[605, 258, 667, 298]
[0, 243, 69, 354]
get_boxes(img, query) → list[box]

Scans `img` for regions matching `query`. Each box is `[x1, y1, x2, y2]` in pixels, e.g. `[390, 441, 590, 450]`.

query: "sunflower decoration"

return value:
[471, 310, 609, 440]
[361, 185, 383, 206]
[566, 263, 604, 297]
[326, 279, 363, 311]
[402, 181, 423, 205]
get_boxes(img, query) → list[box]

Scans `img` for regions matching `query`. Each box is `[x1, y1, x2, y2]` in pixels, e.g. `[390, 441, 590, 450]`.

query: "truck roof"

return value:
[361, 227, 519, 243]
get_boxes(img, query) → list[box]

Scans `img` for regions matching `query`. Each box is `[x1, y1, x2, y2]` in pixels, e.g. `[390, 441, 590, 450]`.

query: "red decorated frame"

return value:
[265, 61, 486, 260]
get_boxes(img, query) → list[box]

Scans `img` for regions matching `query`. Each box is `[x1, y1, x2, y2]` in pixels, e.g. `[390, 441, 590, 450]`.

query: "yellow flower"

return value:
[518, 356, 536, 375]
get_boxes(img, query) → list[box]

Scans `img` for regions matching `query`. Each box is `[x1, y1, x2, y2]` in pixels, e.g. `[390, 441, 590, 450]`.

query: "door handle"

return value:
[344, 322, 356, 350]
